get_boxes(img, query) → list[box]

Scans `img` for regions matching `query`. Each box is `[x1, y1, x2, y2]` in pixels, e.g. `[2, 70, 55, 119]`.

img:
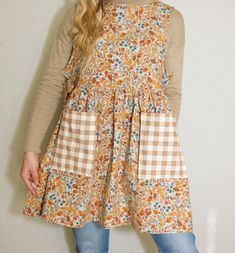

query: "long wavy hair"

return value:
[69, 0, 106, 74]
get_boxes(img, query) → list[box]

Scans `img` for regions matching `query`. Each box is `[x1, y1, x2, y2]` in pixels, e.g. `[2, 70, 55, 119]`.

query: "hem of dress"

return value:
[22, 209, 194, 235]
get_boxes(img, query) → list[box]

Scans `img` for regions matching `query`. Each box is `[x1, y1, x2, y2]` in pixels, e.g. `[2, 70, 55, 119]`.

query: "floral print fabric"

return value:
[22, 0, 194, 234]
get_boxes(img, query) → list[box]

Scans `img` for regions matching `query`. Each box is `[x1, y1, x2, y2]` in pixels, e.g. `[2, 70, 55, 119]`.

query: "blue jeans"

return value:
[72, 221, 199, 253]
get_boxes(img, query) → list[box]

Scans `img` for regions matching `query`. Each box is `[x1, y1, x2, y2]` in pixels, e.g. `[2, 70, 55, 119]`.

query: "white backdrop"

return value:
[1, 0, 235, 252]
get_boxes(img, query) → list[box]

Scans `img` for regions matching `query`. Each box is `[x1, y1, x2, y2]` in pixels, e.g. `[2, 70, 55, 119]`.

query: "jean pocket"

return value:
[138, 111, 187, 179]
[51, 107, 97, 177]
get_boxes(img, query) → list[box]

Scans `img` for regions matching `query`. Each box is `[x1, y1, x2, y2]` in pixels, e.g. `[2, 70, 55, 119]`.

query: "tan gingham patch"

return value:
[138, 111, 187, 179]
[51, 108, 97, 176]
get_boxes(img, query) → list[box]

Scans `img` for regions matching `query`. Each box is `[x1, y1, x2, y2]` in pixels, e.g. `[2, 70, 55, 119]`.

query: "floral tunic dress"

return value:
[22, 0, 194, 234]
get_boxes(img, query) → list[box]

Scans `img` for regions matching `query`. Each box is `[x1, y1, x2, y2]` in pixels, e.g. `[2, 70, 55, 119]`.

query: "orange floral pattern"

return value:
[22, 1, 194, 234]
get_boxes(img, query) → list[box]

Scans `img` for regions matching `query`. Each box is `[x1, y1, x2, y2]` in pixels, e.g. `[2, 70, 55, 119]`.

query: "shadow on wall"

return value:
[6, 0, 160, 252]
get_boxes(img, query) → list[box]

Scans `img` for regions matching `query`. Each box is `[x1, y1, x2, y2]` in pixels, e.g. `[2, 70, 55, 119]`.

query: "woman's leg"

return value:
[72, 221, 110, 253]
[150, 232, 199, 253]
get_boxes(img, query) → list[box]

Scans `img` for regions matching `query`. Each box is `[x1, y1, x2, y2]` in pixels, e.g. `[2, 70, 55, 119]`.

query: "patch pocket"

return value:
[138, 111, 187, 179]
[51, 107, 97, 176]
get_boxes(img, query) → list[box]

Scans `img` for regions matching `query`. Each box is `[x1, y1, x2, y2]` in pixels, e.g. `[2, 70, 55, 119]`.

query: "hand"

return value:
[20, 151, 41, 197]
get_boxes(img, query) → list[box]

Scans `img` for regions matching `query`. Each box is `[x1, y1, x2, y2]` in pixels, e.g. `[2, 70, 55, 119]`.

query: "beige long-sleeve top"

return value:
[24, 1, 185, 154]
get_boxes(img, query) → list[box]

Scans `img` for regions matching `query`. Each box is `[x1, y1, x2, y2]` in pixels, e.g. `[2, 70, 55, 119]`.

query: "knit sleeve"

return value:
[23, 6, 75, 154]
[164, 8, 185, 126]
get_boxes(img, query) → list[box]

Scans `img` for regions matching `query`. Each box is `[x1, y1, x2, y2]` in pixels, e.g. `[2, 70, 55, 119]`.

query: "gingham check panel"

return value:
[51, 108, 97, 176]
[138, 111, 187, 179]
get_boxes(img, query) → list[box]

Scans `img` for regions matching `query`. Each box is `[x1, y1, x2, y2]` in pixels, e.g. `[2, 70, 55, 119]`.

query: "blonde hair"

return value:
[69, 0, 105, 73]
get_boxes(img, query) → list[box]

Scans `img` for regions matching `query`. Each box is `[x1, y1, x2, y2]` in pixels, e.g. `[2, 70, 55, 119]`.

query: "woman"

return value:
[20, 0, 199, 252]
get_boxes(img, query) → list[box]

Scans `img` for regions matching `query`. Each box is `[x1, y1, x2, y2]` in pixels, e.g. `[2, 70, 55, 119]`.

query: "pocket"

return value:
[138, 111, 187, 179]
[50, 107, 97, 177]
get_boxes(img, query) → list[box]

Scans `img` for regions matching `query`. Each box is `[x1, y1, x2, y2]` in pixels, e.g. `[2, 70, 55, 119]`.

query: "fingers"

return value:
[21, 152, 41, 197]
[31, 169, 39, 186]
[21, 170, 39, 197]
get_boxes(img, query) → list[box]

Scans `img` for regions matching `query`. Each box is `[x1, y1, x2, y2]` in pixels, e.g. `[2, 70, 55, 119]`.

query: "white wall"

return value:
[1, 0, 234, 252]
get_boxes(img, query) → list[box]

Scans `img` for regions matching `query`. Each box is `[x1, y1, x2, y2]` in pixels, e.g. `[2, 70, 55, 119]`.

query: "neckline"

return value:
[104, 0, 160, 8]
